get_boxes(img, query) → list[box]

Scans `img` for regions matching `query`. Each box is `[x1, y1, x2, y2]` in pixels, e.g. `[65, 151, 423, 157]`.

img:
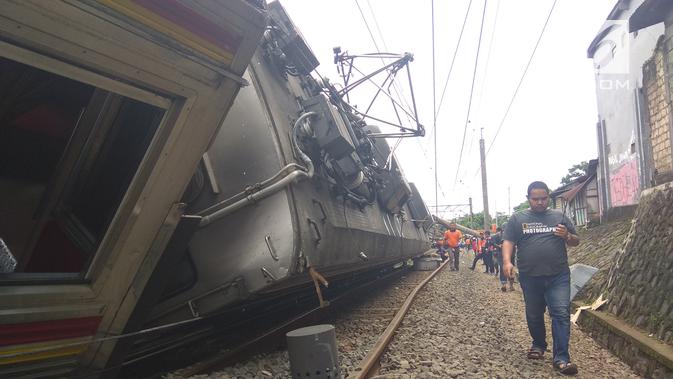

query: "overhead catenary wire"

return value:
[468, 0, 558, 187]
[355, 0, 381, 53]
[475, 0, 501, 116]
[354, 0, 414, 131]
[357, 0, 443, 207]
[486, 0, 558, 155]
[453, 0, 489, 188]
[365, 0, 414, 114]
[434, 0, 474, 121]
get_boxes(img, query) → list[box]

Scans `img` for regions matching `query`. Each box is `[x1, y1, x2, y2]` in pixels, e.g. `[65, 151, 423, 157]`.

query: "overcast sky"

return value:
[280, 0, 616, 219]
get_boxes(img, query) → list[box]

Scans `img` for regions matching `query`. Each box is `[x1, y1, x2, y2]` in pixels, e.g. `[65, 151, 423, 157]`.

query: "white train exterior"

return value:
[0, 1, 266, 377]
[0, 1, 432, 377]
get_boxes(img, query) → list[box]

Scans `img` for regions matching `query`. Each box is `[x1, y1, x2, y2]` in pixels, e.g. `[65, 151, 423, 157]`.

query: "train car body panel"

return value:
[0, 0, 267, 376]
[146, 2, 431, 326]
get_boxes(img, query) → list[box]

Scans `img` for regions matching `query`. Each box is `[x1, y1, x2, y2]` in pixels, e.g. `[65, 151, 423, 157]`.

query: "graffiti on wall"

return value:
[610, 158, 639, 206]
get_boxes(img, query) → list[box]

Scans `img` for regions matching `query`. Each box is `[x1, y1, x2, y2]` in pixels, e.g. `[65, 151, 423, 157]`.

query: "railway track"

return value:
[350, 260, 449, 379]
[170, 257, 449, 378]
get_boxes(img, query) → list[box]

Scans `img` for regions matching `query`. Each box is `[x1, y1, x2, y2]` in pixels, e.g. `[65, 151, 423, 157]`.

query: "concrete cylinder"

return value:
[286, 324, 341, 378]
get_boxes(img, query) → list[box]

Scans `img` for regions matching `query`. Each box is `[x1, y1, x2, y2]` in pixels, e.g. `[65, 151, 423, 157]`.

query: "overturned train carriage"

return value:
[145, 2, 432, 327]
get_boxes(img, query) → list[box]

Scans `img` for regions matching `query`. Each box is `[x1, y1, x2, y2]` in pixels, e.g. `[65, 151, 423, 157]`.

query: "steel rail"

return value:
[173, 254, 435, 377]
[354, 258, 450, 379]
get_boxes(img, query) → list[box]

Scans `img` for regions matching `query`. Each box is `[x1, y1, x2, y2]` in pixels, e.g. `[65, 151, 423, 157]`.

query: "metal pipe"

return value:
[196, 163, 305, 217]
[199, 112, 317, 227]
[291, 112, 316, 177]
[199, 169, 309, 226]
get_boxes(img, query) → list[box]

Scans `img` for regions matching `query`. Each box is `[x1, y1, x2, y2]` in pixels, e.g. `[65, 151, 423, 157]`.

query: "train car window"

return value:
[0, 56, 164, 282]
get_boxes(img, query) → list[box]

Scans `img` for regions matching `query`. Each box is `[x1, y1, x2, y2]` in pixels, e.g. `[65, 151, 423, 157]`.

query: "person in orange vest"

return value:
[443, 222, 462, 271]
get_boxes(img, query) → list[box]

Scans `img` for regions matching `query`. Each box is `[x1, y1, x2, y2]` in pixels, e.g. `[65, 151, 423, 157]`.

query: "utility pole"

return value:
[494, 198, 497, 227]
[508, 186, 511, 216]
[469, 197, 473, 226]
[480, 128, 491, 231]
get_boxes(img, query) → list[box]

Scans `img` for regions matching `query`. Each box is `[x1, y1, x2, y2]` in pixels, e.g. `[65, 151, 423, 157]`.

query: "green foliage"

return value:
[455, 211, 510, 231]
[561, 161, 589, 185]
[513, 200, 530, 213]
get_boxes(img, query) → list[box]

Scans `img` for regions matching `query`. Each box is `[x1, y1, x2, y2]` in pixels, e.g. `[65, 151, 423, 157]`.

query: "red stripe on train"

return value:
[0, 316, 102, 347]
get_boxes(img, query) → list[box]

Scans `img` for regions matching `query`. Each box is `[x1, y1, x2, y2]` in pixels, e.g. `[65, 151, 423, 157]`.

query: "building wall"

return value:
[585, 177, 600, 223]
[590, 5, 665, 210]
[643, 32, 673, 185]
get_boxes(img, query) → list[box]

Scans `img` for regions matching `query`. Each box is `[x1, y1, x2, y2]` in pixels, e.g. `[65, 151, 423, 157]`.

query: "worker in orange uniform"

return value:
[443, 222, 463, 271]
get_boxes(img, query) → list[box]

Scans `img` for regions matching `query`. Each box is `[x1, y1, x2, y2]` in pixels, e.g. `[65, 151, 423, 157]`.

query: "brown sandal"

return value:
[526, 347, 544, 359]
[553, 361, 578, 375]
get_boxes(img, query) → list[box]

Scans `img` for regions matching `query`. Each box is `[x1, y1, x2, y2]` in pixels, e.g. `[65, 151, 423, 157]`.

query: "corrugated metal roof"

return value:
[556, 175, 595, 202]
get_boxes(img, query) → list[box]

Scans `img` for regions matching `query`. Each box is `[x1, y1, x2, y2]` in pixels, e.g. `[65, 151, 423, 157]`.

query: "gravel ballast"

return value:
[170, 252, 640, 378]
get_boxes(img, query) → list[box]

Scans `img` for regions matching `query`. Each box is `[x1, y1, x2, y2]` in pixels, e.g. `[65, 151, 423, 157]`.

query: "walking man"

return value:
[443, 222, 462, 271]
[470, 232, 485, 270]
[483, 231, 496, 274]
[492, 227, 509, 291]
[502, 181, 580, 375]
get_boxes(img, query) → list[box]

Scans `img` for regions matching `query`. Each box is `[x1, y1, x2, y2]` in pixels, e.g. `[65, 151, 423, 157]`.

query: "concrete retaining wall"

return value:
[605, 182, 673, 345]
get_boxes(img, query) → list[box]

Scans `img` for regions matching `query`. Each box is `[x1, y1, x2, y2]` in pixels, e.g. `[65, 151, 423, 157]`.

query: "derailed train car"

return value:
[0, 0, 432, 375]
[0, 0, 266, 377]
[143, 1, 433, 327]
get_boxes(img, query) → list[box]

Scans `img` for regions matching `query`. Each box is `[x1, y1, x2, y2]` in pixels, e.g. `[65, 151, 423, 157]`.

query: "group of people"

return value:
[436, 224, 514, 291]
[434, 181, 581, 376]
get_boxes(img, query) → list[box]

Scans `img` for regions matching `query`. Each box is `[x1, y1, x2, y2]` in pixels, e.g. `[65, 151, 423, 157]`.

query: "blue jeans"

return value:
[497, 254, 507, 284]
[518, 270, 571, 364]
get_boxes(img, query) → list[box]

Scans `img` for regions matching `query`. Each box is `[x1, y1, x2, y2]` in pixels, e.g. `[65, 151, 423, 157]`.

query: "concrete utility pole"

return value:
[480, 128, 491, 230]
[508, 186, 511, 216]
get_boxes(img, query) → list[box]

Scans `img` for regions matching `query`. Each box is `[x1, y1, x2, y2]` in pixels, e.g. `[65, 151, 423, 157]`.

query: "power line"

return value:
[355, 0, 381, 52]
[434, 0, 474, 121]
[486, 0, 558, 155]
[453, 0, 488, 188]
[475, 0, 501, 116]
[355, 0, 443, 206]
[366, 0, 388, 51]
[364, 0, 415, 115]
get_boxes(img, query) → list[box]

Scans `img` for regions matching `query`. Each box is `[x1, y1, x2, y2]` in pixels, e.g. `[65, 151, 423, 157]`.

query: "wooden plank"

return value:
[0, 0, 215, 92]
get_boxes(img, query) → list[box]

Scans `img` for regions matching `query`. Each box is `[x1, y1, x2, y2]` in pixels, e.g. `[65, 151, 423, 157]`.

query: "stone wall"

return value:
[604, 182, 673, 345]
[643, 35, 673, 185]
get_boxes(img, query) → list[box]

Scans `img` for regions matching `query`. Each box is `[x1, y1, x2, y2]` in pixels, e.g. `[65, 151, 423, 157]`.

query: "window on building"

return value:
[0, 56, 164, 281]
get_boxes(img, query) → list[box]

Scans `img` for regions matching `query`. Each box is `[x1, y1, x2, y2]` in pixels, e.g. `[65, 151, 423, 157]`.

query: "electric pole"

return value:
[508, 186, 511, 216]
[480, 128, 491, 231]
[494, 198, 497, 227]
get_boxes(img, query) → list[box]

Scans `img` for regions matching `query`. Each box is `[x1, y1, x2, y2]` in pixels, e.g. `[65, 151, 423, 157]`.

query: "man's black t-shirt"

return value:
[490, 233, 503, 257]
[503, 209, 576, 276]
[490, 233, 503, 252]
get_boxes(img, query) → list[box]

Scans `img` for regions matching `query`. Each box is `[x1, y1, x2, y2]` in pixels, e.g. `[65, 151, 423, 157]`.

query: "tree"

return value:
[454, 212, 510, 231]
[513, 200, 530, 213]
[455, 212, 483, 230]
[561, 161, 589, 185]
